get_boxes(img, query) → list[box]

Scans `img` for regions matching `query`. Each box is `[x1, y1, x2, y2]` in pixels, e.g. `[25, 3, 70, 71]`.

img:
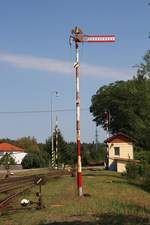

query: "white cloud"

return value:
[0, 52, 72, 74]
[81, 63, 133, 80]
[0, 52, 134, 80]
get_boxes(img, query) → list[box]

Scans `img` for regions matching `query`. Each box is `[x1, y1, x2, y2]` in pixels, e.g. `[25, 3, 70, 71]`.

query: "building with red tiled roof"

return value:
[0, 143, 27, 165]
[104, 133, 136, 173]
[0, 143, 24, 153]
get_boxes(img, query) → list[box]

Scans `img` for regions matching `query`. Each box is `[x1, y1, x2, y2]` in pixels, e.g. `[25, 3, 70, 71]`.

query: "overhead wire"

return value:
[0, 107, 89, 115]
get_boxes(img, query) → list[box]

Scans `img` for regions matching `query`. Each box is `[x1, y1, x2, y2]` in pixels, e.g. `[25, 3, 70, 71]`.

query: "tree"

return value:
[90, 78, 150, 149]
[21, 150, 49, 169]
[66, 142, 77, 165]
[44, 129, 68, 166]
[16, 136, 38, 150]
[88, 143, 105, 163]
[18, 137, 49, 169]
[0, 138, 16, 145]
[0, 153, 16, 177]
[80, 143, 105, 166]
[0, 153, 16, 166]
[53, 129, 68, 165]
[136, 49, 150, 80]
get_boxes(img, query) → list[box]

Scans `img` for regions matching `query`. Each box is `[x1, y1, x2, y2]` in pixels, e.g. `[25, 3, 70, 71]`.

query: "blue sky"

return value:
[0, 0, 149, 143]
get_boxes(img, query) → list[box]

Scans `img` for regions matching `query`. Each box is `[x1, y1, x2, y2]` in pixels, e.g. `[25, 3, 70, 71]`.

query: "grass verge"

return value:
[1, 170, 150, 225]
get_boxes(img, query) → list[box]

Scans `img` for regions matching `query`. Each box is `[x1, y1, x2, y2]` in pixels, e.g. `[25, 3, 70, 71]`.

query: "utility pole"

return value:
[69, 27, 115, 196]
[95, 123, 98, 152]
[104, 110, 110, 170]
[55, 115, 58, 169]
[51, 91, 59, 168]
[148, 2, 150, 38]
[104, 110, 110, 138]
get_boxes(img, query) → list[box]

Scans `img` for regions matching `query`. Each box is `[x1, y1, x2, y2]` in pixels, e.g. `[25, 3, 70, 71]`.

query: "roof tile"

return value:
[0, 143, 24, 152]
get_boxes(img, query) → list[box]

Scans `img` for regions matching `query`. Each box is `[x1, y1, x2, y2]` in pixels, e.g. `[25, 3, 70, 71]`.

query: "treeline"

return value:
[0, 135, 105, 169]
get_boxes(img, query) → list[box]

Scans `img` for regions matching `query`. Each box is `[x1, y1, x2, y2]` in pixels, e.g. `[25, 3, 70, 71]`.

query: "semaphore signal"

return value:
[69, 27, 116, 197]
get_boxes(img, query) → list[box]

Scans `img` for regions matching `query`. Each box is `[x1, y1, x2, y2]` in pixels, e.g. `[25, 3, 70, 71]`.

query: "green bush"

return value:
[126, 160, 150, 192]
[143, 165, 150, 192]
[138, 160, 148, 176]
[126, 161, 140, 179]
[21, 151, 49, 169]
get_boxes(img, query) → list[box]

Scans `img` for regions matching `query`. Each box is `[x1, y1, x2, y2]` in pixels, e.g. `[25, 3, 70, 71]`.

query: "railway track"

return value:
[0, 169, 68, 214]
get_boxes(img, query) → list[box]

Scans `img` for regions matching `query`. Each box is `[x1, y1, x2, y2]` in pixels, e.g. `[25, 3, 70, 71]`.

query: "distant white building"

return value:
[0, 143, 27, 164]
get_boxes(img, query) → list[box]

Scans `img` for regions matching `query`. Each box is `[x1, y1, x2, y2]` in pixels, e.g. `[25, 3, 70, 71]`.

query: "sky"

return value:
[0, 0, 150, 143]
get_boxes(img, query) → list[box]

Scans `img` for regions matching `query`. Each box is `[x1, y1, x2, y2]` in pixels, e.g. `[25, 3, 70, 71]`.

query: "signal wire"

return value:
[0, 107, 89, 115]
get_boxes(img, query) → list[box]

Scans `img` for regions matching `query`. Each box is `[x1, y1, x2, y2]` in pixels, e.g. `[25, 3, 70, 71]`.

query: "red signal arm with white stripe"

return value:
[76, 35, 116, 43]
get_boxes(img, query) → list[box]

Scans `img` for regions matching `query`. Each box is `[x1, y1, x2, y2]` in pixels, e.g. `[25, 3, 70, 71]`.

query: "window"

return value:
[114, 147, 120, 156]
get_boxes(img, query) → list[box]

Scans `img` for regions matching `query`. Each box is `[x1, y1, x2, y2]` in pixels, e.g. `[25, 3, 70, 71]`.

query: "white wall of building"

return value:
[12, 152, 27, 164]
[108, 141, 133, 172]
[0, 152, 27, 164]
[108, 142, 133, 160]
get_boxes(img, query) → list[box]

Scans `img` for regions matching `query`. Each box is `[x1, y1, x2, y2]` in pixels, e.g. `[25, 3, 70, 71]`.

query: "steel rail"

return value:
[0, 170, 68, 213]
[0, 184, 34, 209]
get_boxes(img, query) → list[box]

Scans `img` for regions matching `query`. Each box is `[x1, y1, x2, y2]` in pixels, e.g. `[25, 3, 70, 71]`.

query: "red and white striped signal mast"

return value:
[69, 27, 116, 197]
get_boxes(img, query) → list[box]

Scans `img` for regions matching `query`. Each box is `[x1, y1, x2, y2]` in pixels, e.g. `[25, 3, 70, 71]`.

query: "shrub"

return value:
[126, 161, 139, 179]
[126, 159, 150, 192]
[143, 165, 150, 192]
[21, 151, 49, 169]
[138, 160, 148, 176]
